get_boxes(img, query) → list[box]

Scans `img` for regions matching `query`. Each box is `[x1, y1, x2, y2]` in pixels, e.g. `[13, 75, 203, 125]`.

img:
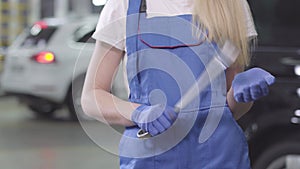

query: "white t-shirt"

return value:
[92, 0, 258, 51]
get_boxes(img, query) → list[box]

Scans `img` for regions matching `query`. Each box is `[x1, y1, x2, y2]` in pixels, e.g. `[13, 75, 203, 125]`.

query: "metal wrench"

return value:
[137, 40, 240, 138]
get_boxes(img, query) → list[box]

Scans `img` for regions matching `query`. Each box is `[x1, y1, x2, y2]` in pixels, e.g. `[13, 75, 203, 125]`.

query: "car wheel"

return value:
[67, 75, 94, 121]
[253, 140, 300, 169]
[28, 104, 56, 119]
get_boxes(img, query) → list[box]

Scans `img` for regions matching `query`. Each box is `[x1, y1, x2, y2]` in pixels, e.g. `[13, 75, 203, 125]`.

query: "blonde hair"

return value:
[193, 0, 251, 67]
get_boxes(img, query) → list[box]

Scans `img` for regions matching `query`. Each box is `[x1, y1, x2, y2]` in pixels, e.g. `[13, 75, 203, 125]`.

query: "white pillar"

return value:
[9, 0, 19, 44]
[29, 0, 41, 24]
[54, 0, 68, 18]
[72, 0, 91, 16]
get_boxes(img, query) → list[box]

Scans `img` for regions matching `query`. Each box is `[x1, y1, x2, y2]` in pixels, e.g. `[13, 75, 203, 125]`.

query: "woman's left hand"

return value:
[232, 67, 275, 103]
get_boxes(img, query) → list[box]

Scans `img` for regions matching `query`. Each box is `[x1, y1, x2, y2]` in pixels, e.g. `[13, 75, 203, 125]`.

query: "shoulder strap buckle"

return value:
[139, 0, 147, 13]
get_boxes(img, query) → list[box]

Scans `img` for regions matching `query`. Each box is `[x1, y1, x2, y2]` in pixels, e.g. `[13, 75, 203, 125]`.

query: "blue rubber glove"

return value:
[232, 67, 275, 103]
[131, 104, 178, 136]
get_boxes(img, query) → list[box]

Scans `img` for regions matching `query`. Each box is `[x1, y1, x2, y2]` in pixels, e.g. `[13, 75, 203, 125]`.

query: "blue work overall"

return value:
[119, 0, 251, 168]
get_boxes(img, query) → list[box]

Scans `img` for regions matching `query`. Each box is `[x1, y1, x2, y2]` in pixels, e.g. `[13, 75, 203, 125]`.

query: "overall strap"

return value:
[126, 0, 146, 94]
[126, 0, 145, 55]
[127, 0, 144, 15]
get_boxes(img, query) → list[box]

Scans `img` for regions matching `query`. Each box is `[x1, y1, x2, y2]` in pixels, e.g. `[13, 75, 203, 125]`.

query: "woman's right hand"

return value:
[131, 104, 178, 136]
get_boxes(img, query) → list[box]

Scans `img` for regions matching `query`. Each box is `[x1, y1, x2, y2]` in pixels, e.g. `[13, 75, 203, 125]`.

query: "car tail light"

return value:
[34, 21, 48, 29]
[32, 51, 56, 64]
[30, 21, 48, 36]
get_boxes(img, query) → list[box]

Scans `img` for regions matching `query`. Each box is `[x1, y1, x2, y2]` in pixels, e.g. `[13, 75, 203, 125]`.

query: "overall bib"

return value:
[119, 0, 251, 168]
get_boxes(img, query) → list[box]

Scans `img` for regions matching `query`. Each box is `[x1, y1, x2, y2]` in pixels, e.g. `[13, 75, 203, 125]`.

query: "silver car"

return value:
[1, 15, 127, 120]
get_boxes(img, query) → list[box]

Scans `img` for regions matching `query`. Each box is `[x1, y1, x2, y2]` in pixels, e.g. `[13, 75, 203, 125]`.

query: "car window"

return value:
[21, 23, 57, 47]
[248, 0, 300, 47]
[77, 30, 95, 43]
[74, 25, 96, 43]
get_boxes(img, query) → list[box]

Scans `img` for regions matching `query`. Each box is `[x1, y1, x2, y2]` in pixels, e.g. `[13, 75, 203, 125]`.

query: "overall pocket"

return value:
[138, 14, 205, 49]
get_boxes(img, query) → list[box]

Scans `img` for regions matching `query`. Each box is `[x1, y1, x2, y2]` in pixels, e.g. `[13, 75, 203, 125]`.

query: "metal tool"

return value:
[137, 40, 240, 138]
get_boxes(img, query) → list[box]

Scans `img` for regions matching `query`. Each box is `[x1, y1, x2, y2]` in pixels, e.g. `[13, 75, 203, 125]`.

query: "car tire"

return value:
[29, 104, 56, 119]
[67, 75, 94, 121]
[253, 139, 300, 169]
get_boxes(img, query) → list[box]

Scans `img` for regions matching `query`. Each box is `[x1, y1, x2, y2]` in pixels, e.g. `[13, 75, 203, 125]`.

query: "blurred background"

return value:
[0, 0, 122, 169]
[0, 0, 300, 169]
[0, 0, 103, 48]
